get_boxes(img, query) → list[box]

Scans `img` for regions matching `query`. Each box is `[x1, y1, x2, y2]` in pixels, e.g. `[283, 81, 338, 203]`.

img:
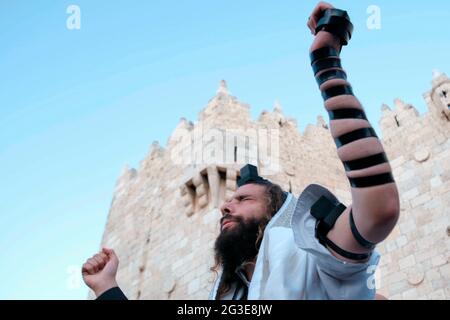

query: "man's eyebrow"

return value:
[234, 193, 253, 199]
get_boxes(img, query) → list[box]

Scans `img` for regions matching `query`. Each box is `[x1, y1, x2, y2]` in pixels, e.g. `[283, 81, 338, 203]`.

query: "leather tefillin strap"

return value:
[310, 196, 371, 261]
[334, 127, 378, 148]
[321, 85, 354, 101]
[309, 8, 353, 90]
[348, 172, 395, 188]
[316, 69, 348, 87]
[310, 46, 347, 87]
[342, 153, 388, 171]
[309, 8, 396, 189]
[309, 46, 339, 64]
[349, 210, 376, 250]
[328, 108, 367, 121]
[315, 9, 354, 46]
[312, 57, 342, 76]
[333, 124, 395, 187]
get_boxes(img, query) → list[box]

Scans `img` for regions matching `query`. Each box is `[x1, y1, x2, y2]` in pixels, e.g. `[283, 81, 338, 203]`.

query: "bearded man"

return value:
[82, 2, 399, 300]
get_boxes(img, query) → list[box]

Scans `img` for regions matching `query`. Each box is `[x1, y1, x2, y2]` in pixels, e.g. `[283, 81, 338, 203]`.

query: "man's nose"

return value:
[220, 201, 233, 216]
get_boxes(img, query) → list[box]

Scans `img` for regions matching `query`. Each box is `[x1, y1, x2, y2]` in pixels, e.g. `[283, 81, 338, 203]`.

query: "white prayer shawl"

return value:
[209, 184, 380, 300]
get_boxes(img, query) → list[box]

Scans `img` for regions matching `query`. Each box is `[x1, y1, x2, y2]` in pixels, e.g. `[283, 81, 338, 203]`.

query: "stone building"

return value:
[95, 72, 449, 300]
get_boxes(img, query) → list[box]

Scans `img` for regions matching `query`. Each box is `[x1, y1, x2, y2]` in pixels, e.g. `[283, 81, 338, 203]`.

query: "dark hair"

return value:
[254, 182, 287, 249]
[211, 182, 287, 299]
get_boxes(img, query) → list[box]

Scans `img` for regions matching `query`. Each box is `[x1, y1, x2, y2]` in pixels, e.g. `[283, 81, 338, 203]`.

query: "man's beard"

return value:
[214, 216, 262, 275]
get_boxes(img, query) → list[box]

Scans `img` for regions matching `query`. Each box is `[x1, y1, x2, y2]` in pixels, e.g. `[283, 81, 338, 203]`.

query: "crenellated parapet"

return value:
[379, 99, 420, 137]
[99, 73, 450, 300]
[423, 70, 450, 121]
[199, 80, 251, 130]
[257, 100, 298, 130]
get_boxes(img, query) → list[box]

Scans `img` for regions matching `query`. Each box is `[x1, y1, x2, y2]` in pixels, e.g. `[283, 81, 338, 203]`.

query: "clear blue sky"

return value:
[0, 0, 449, 299]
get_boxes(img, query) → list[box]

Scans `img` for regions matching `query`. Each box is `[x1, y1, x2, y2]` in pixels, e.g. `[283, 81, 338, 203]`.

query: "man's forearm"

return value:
[310, 27, 400, 244]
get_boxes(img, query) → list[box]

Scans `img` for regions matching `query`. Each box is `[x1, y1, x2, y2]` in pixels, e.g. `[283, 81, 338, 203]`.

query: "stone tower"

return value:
[97, 74, 449, 300]
[375, 72, 450, 299]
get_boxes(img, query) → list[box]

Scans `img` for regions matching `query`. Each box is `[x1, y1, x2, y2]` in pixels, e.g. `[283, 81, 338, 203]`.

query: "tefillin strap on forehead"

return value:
[236, 164, 272, 188]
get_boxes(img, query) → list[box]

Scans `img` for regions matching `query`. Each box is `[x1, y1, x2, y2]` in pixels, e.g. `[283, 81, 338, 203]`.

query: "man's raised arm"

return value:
[306, 2, 400, 262]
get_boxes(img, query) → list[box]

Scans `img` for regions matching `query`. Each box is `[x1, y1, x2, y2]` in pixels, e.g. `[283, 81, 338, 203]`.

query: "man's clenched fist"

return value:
[307, 2, 341, 53]
[82, 248, 119, 297]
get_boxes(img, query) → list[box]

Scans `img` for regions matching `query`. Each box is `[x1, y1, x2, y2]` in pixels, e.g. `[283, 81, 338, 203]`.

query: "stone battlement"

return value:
[97, 73, 449, 300]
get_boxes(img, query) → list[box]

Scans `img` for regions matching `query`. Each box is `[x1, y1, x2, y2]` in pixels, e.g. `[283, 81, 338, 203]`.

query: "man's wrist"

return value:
[311, 30, 342, 53]
[93, 279, 119, 297]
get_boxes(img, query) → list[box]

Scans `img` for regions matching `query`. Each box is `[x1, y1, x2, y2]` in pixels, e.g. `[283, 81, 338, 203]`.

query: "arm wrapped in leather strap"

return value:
[309, 9, 395, 189]
[308, 7, 397, 254]
[311, 196, 371, 261]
